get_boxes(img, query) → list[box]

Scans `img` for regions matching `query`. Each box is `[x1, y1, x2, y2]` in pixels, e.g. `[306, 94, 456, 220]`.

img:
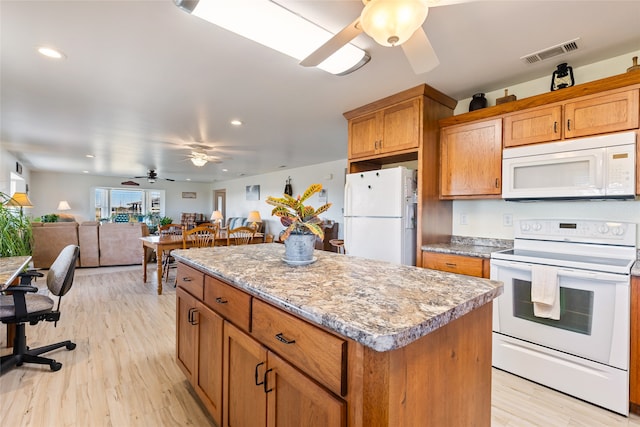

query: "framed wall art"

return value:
[246, 185, 260, 201]
[182, 191, 197, 199]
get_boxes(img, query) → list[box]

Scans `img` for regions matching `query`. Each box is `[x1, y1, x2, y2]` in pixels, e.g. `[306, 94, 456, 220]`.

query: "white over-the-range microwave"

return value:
[502, 131, 637, 200]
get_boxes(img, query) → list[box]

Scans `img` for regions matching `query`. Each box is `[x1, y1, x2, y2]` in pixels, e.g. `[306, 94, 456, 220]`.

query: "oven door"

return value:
[491, 259, 629, 369]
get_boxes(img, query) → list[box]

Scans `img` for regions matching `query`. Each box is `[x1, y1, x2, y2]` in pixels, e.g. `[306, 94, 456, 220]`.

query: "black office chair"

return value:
[0, 244, 79, 374]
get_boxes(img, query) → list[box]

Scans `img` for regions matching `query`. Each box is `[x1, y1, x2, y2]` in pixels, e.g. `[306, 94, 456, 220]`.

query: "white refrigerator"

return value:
[344, 167, 417, 265]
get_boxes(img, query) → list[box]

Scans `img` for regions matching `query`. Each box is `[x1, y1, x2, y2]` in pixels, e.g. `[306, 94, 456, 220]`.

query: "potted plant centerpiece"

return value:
[266, 183, 331, 265]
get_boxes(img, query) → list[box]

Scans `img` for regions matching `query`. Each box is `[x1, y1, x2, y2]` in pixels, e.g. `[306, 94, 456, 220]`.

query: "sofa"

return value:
[31, 221, 149, 268]
[31, 222, 80, 268]
[225, 217, 265, 234]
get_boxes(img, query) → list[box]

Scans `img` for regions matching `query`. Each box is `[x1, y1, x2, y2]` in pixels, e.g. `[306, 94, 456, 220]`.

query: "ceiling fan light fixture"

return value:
[190, 152, 208, 167]
[361, 0, 429, 47]
[175, 0, 369, 75]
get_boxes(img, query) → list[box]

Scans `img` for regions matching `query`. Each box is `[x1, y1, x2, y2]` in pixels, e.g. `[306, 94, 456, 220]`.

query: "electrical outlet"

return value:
[460, 213, 468, 225]
[503, 214, 513, 227]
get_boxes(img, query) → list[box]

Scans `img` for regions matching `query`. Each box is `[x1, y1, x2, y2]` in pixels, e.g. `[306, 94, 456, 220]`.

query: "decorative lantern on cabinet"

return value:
[550, 63, 574, 91]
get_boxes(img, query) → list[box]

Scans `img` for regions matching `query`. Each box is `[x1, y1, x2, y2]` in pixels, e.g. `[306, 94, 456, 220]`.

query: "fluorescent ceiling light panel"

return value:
[176, 0, 369, 75]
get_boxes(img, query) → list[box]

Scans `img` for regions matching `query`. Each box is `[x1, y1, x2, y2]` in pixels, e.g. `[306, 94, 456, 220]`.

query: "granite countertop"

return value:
[172, 244, 503, 352]
[0, 256, 31, 288]
[421, 236, 513, 259]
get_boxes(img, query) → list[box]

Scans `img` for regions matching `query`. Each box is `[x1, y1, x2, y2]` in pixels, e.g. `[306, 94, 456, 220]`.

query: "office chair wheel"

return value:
[50, 361, 62, 371]
[66, 343, 76, 350]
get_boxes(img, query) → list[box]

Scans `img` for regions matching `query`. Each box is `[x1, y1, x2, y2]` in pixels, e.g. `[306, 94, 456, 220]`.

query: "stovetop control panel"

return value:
[516, 219, 636, 247]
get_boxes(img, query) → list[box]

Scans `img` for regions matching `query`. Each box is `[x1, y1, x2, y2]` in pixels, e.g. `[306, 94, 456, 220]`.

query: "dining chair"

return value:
[183, 224, 217, 249]
[227, 226, 255, 246]
[159, 223, 184, 284]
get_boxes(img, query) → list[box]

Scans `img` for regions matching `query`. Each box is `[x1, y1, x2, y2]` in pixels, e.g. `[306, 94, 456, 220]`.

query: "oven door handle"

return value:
[557, 268, 629, 282]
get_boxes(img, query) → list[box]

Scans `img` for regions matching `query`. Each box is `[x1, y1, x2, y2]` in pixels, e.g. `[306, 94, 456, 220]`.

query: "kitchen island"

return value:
[172, 243, 503, 427]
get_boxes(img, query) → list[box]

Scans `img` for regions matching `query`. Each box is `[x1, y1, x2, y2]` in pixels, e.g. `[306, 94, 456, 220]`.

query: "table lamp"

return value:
[57, 200, 71, 211]
[211, 210, 223, 227]
[247, 211, 261, 231]
[4, 192, 34, 215]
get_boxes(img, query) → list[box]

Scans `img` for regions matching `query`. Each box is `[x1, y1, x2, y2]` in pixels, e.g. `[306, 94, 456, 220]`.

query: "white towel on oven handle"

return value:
[531, 265, 560, 320]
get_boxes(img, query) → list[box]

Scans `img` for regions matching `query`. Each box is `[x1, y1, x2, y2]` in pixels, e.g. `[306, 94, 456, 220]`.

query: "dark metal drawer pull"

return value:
[445, 263, 457, 267]
[215, 297, 228, 304]
[182, 277, 192, 282]
[263, 368, 274, 393]
[254, 362, 265, 386]
[275, 333, 296, 345]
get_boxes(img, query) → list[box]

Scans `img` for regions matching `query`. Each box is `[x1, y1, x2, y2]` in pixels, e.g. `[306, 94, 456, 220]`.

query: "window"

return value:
[93, 187, 164, 222]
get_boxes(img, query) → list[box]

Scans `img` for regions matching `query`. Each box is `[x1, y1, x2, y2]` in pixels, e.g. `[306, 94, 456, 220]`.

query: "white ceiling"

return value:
[2, 0, 639, 183]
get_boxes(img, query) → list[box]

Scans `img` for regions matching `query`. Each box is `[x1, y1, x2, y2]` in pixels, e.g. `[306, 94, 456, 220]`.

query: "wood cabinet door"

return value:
[564, 89, 639, 138]
[176, 287, 198, 382]
[266, 351, 346, 427]
[440, 118, 502, 197]
[503, 105, 562, 147]
[348, 112, 379, 159]
[195, 302, 224, 424]
[631, 276, 640, 413]
[223, 322, 268, 427]
[380, 98, 421, 154]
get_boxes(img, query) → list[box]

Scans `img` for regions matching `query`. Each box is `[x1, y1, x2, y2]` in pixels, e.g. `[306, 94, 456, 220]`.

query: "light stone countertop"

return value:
[421, 236, 513, 259]
[172, 244, 503, 352]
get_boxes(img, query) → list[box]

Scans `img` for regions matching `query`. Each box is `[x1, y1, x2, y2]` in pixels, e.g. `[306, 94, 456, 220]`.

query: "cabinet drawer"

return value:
[176, 263, 204, 299]
[204, 276, 251, 332]
[422, 252, 485, 278]
[251, 299, 347, 397]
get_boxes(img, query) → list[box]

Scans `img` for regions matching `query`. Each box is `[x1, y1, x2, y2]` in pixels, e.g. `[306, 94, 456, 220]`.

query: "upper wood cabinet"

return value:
[564, 89, 639, 138]
[504, 89, 639, 147]
[440, 118, 502, 198]
[503, 105, 562, 147]
[348, 98, 421, 159]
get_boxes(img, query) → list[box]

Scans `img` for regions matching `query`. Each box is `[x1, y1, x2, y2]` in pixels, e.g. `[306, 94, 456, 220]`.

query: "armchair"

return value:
[0, 245, 79, 374]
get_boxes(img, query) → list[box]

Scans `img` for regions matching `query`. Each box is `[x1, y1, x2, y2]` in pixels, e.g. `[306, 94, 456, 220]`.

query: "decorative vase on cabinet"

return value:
[469, 93, 487, 111]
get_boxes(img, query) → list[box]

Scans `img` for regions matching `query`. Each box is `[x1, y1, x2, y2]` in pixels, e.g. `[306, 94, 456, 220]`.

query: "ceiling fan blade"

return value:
[401, 28, 439, 74]
[300, 18, 363, 67]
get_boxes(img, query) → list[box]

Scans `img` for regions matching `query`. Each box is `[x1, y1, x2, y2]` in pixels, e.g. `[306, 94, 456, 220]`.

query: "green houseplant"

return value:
[266, 183, 331, 263]
[0, 192, 33, 257]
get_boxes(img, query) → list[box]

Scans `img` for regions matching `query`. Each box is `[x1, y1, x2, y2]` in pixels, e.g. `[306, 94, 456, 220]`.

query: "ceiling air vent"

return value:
[520, 38, 580, 64]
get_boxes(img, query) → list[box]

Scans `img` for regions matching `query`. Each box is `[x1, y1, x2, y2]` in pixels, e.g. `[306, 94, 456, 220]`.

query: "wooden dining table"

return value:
[141, 232, 266, 295]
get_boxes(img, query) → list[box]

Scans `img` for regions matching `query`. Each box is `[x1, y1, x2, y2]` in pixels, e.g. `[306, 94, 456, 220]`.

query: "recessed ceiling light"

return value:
[222, 168, 228, 172]
[230, 120, 243, 126]
[85, 154, 95, 158]
[37, 46, 65, 59]
[186, 178, 192, 181]
[82, 170, 89, 174]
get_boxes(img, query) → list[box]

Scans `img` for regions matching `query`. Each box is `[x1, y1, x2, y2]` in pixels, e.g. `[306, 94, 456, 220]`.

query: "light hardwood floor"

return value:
[1, 265, 639, 427]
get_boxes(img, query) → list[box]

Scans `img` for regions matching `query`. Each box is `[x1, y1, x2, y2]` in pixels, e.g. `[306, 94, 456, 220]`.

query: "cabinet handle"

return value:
[182, 277, 192, 282]
[263, 368, 274, 393]
[445, 263, 457, 268]
[215, 297, 228, 304]
[495, 178, 499, 188]
[553, 121, 557, 133]
[567, 119, 571, 131]
[275, 333, 296, 345]
[188, 308, 199, 325]
[254, 362, 265, 386]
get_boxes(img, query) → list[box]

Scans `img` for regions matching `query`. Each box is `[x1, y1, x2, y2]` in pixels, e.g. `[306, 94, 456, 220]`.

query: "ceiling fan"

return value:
[300, 0, 478, 75]
[131, 169, 175, 184]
